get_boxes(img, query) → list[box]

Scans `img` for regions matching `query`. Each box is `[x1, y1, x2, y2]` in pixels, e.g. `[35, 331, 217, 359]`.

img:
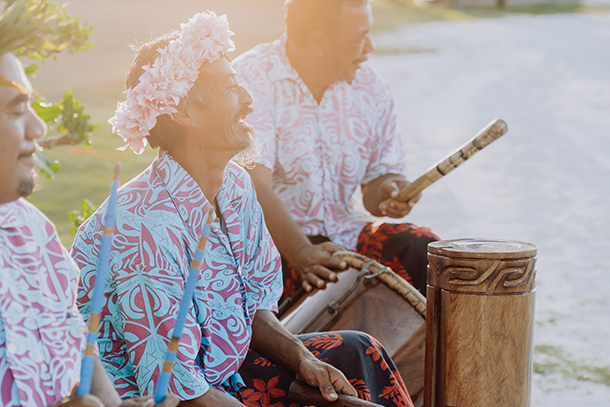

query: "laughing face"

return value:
[0, 53, 46, 204]
[187, 57, 258, 163]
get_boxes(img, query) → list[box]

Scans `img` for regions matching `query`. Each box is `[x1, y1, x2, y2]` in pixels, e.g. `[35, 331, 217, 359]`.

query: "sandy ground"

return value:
[370, 11, 610, 405]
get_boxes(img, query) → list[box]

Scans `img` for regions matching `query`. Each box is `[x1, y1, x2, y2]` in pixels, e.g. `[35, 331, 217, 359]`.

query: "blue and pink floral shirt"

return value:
[0, 199, 87, 407]
[71, 151, 283, 400]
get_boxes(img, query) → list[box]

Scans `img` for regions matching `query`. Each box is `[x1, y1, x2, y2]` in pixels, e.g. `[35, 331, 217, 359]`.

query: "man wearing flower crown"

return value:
[0, 51, 179, 407]
[71, 12, 413, 407]
[232, 0, 439, 301]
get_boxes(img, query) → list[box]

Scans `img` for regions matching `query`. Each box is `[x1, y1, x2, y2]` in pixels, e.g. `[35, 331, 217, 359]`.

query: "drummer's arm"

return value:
[247, 164, 346, 291]
[362, 173, 420, 218]
[250, 310, 357, 402]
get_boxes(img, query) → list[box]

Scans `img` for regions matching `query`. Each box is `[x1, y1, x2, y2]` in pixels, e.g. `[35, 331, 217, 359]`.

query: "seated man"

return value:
[232, 0, 439, 298]
[71, 12, 413, 407]
[0, 53, 177, 407]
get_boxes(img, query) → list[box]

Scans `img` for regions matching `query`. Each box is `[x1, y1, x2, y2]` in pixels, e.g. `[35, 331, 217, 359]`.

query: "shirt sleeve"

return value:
[72, 214, 210, 400]
[361, 73, 407, 186]
[233, 55, 277, 171]
[241, 174, 283, 313]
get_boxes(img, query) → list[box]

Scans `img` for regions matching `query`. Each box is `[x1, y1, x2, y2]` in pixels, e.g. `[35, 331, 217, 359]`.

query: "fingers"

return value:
[328, 367, 358, 398]
[61, 395, 105, 407]
[301, 279, 313, 292]
[380, 200, 413, 218]
[156, 394, 180, 407]
[117, 396, 154, 407]
[320, 381, 339, 402]
[379, 179, 400, 201]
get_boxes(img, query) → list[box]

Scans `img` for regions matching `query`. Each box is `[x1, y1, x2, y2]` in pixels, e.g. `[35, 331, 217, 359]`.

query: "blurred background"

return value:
[15, 0, 610, 405]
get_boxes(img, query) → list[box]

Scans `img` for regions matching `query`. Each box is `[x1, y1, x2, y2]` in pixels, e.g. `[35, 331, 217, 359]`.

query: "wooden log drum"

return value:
[425, 239, 537, 407]
[280, 251, 427, 405]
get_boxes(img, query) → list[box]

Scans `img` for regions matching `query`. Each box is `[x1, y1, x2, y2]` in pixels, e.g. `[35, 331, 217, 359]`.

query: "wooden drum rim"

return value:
[332, 251, 427, 318]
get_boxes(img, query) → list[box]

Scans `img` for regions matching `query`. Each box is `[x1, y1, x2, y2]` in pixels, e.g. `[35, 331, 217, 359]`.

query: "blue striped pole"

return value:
[154, 208, 214, 404]
[77, 164, 121, 395]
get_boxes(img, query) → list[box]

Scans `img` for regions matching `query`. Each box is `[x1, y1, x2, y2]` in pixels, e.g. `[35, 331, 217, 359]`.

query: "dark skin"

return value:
[246, 2, 421, 292]
[0, 53, 180, 407]
[166, 58, 357, 407]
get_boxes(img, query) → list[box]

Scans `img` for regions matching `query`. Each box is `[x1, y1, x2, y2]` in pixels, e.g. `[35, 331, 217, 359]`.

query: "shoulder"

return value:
[72, 166, 165, 252]
[233, 41, 277, 72]
[352, 63, 393, 99]
[0, 199, 57, 236]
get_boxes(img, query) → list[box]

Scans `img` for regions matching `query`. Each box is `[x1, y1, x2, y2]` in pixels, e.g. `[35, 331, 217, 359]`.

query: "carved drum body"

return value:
[425, 239, 537, 407]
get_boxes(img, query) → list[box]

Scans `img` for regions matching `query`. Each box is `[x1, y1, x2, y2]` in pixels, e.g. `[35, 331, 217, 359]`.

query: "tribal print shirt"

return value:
[0, 199, 87, 407]
[233, 35, 407, 250]
[71, 151, 283, 400]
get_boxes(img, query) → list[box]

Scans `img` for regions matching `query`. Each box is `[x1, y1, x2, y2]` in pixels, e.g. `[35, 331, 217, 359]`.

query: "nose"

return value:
[26, 106, 47, 142]
[239, 83, 254, 108]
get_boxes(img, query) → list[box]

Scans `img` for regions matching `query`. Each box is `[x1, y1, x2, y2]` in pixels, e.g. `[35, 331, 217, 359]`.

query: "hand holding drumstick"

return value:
[378, 119, 509, 214]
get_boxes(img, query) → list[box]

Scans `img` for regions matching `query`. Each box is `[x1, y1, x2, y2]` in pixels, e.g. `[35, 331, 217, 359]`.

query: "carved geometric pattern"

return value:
[429, 255, 536, 295]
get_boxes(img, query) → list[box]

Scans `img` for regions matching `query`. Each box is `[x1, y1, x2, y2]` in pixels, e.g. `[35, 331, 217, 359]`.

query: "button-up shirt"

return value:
[71, 151, 282, 400]
[0, 199, 87, 407]
[233, 35, 407, 250]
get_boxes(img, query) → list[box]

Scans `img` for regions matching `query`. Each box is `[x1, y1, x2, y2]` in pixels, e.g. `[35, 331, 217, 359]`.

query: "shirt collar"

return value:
[268, 34, 302, 83]
[152, 150, 241, 240]
[0, 200, 24, 229]
[153, 150, 211, 240]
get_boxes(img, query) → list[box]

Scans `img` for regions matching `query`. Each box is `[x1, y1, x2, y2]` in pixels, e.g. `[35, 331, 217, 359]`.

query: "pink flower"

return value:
[109, 11, 234, 154]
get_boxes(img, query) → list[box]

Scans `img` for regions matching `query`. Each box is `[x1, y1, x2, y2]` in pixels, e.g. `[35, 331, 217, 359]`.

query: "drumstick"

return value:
[77, 164, 121, 395]
[153, 209, 214, 404]
[380, 119, 508, 207]
[289, 380, 386, 407]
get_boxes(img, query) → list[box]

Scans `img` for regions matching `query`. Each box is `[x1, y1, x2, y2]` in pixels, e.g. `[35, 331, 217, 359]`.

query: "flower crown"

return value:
[108, 11, 235, 154]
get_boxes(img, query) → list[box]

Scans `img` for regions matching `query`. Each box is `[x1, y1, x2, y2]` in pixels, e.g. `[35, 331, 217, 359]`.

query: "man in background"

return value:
[233, 0, 439, 300]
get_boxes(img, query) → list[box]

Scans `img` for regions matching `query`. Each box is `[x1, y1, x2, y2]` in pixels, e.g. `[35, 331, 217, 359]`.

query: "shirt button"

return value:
[7, 343, 17, 354]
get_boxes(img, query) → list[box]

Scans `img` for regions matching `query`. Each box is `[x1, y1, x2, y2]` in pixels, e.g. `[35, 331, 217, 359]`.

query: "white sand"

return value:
[369, 11, 610, 405]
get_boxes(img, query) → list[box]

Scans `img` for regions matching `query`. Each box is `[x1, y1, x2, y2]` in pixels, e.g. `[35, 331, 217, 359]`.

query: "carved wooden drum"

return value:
[425, 239, 537, 407]
[279, 251, 427, 405]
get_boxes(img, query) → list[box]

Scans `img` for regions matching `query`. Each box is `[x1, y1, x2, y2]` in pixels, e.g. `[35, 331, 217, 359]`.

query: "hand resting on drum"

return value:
[295, 242, 348, 292]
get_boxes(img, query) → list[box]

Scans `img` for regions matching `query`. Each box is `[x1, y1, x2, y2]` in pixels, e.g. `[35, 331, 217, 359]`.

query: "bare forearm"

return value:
[250, 310, 314, 372]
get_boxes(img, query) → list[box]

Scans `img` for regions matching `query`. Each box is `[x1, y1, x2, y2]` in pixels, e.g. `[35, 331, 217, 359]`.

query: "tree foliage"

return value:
[0, 0, 92, 60]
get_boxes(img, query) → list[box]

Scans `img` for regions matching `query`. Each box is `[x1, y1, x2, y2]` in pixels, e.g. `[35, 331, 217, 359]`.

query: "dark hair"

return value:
[125, 32, 216, 150]
[284, 0, 368, 47]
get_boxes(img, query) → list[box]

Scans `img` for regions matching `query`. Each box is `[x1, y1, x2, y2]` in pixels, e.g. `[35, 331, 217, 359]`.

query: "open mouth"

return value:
[234, 106, 254, 126]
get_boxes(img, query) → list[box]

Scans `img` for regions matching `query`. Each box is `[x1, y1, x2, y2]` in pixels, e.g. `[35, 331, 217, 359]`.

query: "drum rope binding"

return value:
[333, 251, 427, 317]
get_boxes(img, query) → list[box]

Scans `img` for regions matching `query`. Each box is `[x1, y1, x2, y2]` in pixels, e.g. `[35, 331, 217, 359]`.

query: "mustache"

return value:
[235, 104, 254, 119]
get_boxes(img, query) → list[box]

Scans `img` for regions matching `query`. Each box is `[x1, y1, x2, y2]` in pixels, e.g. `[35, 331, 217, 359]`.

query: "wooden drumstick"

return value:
[380, 119, 508, 207]
[289, 381, 385, 407]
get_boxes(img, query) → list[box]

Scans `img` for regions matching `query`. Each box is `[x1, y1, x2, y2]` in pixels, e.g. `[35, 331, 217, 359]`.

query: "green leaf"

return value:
[68, 199, 96, 234]
[34, 150, 60, 180]
[31, 98, 60, 123]
[23, 62, 38, 77]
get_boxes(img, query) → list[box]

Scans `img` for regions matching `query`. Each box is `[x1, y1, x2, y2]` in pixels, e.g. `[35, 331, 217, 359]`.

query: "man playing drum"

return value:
[0, 52, 178, 407]
[232, 0, 439, 299]
[71, 12, 413, 407]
